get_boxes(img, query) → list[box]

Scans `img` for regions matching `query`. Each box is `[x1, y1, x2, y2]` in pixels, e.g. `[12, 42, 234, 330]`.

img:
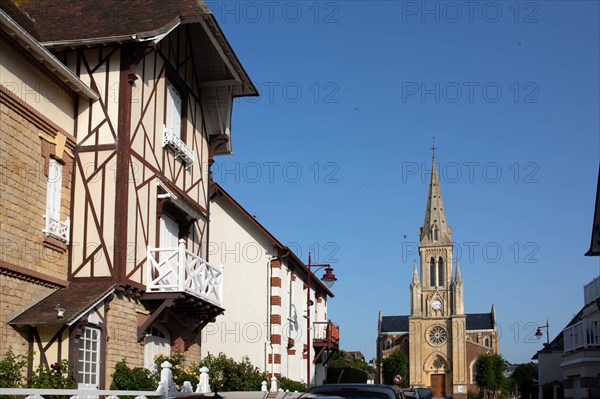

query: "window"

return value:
[44, 158, 69, 242]
[438, 257, 444, 286]
[144, 325, 171, 370]
[433, 228, 438, 241]
[158, 213, 180, 288]
[163, 80, 193, 165]
[165, 81, 182, 139]
[430, 258, 436, 287]
[77, 326, 101, 388]
[484, 337, 490, 347]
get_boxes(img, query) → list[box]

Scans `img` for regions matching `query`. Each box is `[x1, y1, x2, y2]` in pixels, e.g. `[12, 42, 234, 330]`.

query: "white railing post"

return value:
[156, 361, 177, 397]
[147, 245, 152, 290]
[218, 265, 224, 308]
[178, 239, 186, 291]
[261, 381, 268, 392]
[64, 217, 70, 244]
[196, 366, 211, 393]
[181, 382, 193, 394]
[270, 376, 278, 392]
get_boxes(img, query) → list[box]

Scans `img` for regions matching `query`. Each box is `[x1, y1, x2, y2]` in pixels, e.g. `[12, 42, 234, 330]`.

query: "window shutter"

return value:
[46, 159, 62, 220]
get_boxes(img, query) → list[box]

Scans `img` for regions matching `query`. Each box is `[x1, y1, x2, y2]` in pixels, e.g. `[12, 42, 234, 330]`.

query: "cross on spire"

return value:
[431, 136, 437, 159]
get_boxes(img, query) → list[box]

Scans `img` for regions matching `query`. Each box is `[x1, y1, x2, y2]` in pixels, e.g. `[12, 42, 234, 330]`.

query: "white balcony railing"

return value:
[44, 214, 70, 243]
[147, 239, 223, 307]
[163, 129, 195, 165]
[584, 276, 600, 304]
[564, 317, 600, 352]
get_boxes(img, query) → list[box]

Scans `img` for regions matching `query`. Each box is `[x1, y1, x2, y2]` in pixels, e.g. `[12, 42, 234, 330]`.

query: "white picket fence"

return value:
[0, 361, 300, 399]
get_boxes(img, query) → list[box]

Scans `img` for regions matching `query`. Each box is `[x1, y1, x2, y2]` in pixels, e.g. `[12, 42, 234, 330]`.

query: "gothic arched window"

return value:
[430, 258, 436, 287]
[438, 257, 444, 286]
[433, 228, 438, 241]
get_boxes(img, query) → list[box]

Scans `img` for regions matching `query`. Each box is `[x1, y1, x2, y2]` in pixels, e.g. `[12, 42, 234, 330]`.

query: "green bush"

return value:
[29, 360, 75, 389]
[0, 348, 28, 388]
[154, 352, 199, 390]
[200, 353, 267, 392]
[110, 359, 157, 391]
[277, 376, 306, 392]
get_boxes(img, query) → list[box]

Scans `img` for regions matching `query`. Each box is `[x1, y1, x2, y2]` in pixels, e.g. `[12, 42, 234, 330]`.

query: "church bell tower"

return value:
[408, 146, 467, 398]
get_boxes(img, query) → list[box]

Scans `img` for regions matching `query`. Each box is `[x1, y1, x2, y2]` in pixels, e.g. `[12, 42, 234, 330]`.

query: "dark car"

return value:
[307, 383, 405, 399]
[414, 387, 432, 399]
[400, 388, 421, 399]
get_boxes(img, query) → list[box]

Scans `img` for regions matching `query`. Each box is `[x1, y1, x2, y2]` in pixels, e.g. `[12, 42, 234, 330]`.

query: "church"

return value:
[376, 154, 499, 399]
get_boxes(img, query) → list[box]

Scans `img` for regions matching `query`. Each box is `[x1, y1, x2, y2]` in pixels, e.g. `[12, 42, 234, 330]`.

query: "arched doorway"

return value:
[144, 325, 171, 370]
[428, 356, 447, 398]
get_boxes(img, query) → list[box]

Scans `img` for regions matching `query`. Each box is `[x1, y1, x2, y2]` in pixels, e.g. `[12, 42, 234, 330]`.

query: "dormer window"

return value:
[166, 81, 182, 139]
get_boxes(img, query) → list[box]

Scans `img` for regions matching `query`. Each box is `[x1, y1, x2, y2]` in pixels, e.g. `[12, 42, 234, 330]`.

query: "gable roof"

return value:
[16, 0, 210, 44]
[10, 282, 116, 326]
[380, 316, 409, 333]
[380, 313, 495, 334]
[586, 164, 600, 256]
[11, 0, 257, 97]
[210, 182, 334, 298]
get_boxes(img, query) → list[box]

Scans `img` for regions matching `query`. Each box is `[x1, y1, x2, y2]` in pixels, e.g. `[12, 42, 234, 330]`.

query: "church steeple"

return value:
[419, 152, 452, 245]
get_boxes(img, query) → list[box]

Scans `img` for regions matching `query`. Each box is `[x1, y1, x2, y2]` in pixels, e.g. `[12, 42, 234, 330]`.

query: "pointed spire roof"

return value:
[411, 260, 420, 285]
[420, 154, 452, 245]
[454, 261, 462, 283]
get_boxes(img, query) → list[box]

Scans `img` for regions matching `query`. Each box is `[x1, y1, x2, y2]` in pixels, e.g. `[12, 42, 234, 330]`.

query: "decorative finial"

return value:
[431, 136, 437, 159]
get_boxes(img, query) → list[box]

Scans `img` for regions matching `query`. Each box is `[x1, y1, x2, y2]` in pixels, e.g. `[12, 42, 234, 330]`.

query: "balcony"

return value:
[44, 215, 70, 243]
[313, 320, 340, 363]
[564, 317, 600, 352]
[146, 239, 223, 308]
[163, 129, 195, 166]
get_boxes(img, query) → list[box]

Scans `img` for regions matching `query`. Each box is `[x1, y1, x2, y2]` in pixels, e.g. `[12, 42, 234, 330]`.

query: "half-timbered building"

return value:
[2, 0, 256, 388]
[207, 183, 339, 386]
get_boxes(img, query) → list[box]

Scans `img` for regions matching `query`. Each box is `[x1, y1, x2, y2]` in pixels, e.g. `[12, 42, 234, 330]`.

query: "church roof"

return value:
[380, 315, 409, 333]
[466, 313, 495, 330]
[380, 313, 495, 333]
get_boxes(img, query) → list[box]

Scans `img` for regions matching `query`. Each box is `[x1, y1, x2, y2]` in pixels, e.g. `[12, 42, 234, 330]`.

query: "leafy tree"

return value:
[474, 353, 506, 399]
[510, 363, 537, 398]
[328, 351, 375, 375]
[382, 349, 408, 388]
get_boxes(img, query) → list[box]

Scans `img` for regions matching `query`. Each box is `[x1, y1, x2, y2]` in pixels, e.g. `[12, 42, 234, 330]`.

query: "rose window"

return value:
[428, 325, 448, 345]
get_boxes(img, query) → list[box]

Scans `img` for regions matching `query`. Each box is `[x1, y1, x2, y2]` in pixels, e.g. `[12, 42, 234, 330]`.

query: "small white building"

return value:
[204, 183, 339, 385]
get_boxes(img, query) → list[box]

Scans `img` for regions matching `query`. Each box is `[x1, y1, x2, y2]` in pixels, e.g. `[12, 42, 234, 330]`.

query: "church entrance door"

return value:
[430, 374, 446, 397]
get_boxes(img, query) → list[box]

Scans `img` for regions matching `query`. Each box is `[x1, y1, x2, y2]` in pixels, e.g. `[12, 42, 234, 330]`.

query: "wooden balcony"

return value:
[146, 239, 223, 307]
[313, 320, 340, 363]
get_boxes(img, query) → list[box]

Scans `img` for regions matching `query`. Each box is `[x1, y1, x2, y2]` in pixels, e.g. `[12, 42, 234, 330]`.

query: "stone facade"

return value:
[377, 156, 499, 399]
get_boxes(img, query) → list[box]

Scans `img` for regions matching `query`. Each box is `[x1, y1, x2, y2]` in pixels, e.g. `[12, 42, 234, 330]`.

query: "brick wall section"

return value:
[271, 314, 281, 325]
[271, 295, 281, 306]
[268, 354, 281, 364]
[105, 294, 144, 385]
[0, 93, 71, 280]
[0, 275, 54, 357]
[271, 277, 281, 287]
[271, 334, 281, 344]
[271, 259, 281, 268]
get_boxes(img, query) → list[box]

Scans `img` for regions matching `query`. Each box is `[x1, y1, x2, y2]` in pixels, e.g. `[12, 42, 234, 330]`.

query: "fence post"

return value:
[270, 376, 278, 392]
[196, 366, 211, 393]
[178, 239, 186, 291]
[261, 381, 268, 392]
[157, 361, 177, 397]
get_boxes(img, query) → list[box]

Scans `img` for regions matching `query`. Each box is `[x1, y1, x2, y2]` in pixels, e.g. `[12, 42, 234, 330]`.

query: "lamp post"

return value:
[306, 252, 336, 388]
[535, 319, 550, 345]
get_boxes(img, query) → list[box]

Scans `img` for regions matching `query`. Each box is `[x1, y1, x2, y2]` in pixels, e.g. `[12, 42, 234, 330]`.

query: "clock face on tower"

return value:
[432, 299, 442, 310]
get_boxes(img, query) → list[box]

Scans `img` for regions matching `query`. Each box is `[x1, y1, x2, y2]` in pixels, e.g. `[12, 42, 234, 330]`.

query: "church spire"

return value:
[419, 144, 452, 245]
[454, 261, 462, 283]
[411, 260, 420, 286]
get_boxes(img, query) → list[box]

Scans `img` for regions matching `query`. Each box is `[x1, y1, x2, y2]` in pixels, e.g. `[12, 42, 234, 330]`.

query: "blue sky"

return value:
[210, 1, 600, 364]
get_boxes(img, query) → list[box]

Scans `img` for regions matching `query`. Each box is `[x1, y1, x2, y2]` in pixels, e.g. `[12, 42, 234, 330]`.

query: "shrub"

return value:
[154, 352, 199, 390]
[111, 359, 157, 391]
[200, 353, 267, 392]
[28, 360, 75, 389]
[0, 348, 28, 388]
[278, 376, 306, 392]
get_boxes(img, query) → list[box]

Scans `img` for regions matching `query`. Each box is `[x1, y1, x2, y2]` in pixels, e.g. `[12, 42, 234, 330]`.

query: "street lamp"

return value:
[306, 252, 337, 388]
[535, 319, 550, 345]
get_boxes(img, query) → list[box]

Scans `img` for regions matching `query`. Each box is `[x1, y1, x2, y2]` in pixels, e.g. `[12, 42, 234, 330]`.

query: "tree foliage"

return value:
[382, 349, 409, 388]
[328, 351, 375, 375]
[474, 353, 506, 399]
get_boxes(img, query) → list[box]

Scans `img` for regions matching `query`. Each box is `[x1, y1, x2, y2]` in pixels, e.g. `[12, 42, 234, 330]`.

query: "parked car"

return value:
[400, 388, 421, 399]
[414, 387, 432, 399]
[307, 383, 405, 399]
